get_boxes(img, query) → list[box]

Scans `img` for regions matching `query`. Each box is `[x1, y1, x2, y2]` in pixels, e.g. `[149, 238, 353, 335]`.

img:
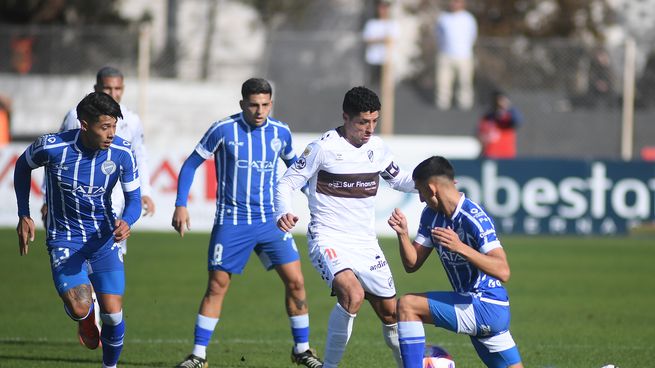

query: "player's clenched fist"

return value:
[387, 208, 408, 235]
[276, 213, 298, 232]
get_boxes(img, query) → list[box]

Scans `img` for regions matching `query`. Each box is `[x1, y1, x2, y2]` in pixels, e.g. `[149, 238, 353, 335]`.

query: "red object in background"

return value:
[641, 147, 655, 161]
[11, 37, 35, 74]
[0, 109, 9, 146]
[478, 115, 517, 159]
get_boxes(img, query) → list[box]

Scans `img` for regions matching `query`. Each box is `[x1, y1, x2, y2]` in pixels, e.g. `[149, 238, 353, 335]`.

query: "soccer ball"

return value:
[423, 344, 455, 368]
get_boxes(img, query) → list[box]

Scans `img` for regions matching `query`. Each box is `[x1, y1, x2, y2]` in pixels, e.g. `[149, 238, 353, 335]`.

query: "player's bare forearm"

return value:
[433, 227, 511, 282]
[388, 208, 422, 272]
[397, 233, 422, 273]
[459, 246, 511, 282]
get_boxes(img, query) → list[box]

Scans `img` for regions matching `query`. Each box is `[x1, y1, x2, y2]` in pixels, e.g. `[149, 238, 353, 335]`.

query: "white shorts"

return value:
[308, 238, 396, 298]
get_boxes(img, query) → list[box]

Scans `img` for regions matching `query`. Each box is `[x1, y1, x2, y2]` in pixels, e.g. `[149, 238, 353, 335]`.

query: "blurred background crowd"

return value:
[1, 0, 654, 160]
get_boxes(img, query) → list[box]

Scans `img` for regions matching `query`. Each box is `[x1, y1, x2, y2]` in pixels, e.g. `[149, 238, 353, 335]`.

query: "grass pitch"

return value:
[1, 228, 654, 367]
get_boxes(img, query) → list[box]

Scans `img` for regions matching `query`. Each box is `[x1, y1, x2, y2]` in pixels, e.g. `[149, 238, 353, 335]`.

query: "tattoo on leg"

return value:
[293, 298, 307, 311]
[68, 284, 92, 305]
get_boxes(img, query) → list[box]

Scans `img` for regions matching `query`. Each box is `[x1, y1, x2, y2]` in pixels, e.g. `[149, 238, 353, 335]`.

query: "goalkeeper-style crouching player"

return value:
[14, 92, 142, 368]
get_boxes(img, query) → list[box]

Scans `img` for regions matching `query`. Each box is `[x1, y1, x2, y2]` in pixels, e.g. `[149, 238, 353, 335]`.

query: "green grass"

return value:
[1, 229, 654, 367]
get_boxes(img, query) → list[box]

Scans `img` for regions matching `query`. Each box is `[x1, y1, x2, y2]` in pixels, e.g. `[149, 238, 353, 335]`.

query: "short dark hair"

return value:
[241, 78, 273, 99]
[342, 86, 381, 117]
[96, 66, 123, 85]
[77, 92, 123, 125]
[412, 156, 455, 182]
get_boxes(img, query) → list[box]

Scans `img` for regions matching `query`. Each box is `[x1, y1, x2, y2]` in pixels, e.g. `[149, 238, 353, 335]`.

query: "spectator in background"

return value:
[477, 90, 523, 159]
[434, 0, 477, 110]
[363, 0, 399, 87]
[571, 47, 616, 109]
[587, 47, 615, 107]
[0, 94, 11, 146]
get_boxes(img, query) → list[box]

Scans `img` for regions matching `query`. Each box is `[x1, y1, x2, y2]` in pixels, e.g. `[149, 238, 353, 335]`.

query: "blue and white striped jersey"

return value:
[192, 112, 296, 225]
[415, 193, 509, 302]
[17, 129, 141, 246]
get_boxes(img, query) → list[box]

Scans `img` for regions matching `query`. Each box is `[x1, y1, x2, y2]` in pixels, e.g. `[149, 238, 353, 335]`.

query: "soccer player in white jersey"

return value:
[387, 156, 523, 368]
[14, 92, 142, 368]
[172, 78, 322, 368]
[276, 86, 416, 368]
[41, 66, 155, 255]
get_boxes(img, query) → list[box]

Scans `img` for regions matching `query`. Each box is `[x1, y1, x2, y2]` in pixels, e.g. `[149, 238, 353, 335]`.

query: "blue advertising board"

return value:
[451, 159, 655, 235]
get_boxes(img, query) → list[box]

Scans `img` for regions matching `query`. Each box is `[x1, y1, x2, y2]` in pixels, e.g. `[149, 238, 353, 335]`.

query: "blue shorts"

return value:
[48, 236, 125, 295]
[426, 291, 522, 367]
[207, 220, 299, 274]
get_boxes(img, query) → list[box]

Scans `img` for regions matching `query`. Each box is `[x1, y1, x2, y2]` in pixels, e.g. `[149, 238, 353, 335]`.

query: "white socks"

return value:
[323, 303, 356, 368]
[383, 323, 403, 368]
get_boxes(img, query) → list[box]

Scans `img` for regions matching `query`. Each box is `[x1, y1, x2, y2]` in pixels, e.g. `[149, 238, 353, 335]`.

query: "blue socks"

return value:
[398, 321, 425, 368]
[100, 310, 125, 367]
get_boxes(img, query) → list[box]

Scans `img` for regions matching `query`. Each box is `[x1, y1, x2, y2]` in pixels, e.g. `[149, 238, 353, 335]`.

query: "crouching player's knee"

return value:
[62, 284, 94, 320]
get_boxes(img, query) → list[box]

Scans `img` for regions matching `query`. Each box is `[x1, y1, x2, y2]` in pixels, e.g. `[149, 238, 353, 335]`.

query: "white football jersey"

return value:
[276, 128, 414, 243]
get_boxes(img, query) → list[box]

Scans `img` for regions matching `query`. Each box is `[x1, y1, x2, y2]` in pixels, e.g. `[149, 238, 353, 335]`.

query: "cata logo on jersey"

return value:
[59, 182, 106, 197]
[236, 159, 275, 172]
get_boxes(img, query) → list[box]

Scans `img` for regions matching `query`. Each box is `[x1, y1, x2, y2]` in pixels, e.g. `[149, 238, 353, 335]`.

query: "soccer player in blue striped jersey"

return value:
[387, 156, 523, 368]
[14, 92, 142, 368]
[172, 78, 322, 368]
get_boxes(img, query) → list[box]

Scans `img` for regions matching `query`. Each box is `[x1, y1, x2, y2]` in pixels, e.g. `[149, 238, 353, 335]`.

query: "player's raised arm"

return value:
[388, 207, 432, 272]
[172, 151, 205, 236]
